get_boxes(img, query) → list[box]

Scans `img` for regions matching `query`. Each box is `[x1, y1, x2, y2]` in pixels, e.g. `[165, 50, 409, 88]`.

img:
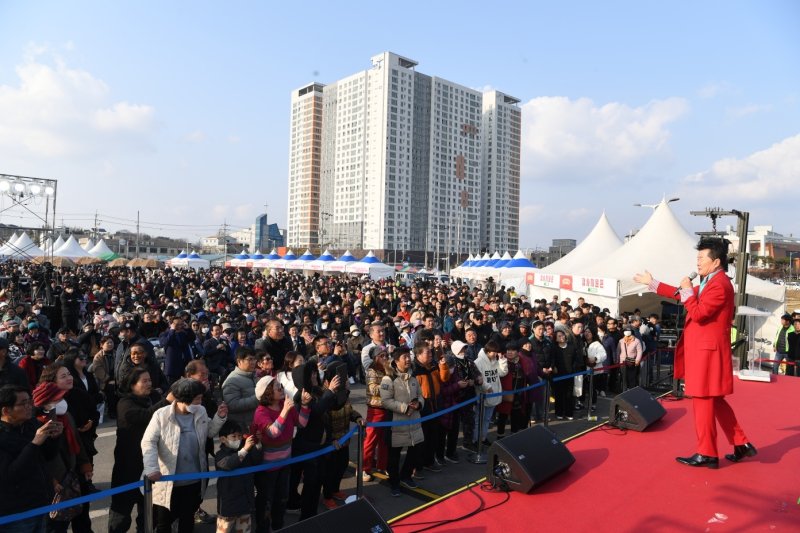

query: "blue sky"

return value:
[0, 1, 798, 250]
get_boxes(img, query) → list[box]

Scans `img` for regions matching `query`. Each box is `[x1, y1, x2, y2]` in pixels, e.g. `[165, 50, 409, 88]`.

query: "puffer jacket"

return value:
[366, 365, 386, 409]
[221, 367, 258, 428]
[141, 403, 226, 510]
[379, 365, 424, 448]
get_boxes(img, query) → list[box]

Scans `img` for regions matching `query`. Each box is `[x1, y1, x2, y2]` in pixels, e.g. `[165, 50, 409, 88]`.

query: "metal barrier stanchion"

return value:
[586, 369, 596, 422]
[356, 422, 365, 499]
[143, 476, 153, 533]
[468, 393, 487, 464]
[543, 378, 551, 428]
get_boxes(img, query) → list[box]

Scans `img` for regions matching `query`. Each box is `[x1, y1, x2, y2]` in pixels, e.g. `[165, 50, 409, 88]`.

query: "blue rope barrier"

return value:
[0, 425, 359, 525]
[552, 369, 591, 383]
[0, 481, 144, 526]
[484, 379, 546, 400]
[365, 396, 478, 428]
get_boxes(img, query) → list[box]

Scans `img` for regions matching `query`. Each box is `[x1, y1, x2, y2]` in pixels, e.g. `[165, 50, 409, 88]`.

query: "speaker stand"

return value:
[467, 450, 487, 464]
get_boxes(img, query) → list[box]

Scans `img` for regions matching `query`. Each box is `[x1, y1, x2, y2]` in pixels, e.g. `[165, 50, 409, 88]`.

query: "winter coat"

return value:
[141, 402, 226, 510]
[655, 272, 735, 397]
[586, 340, 608, 374]
[0, 357, 29, 390]
[473, 350, 509, 407]
[215, 444, 262, 517]
[111, 391, 168, 486]
[89, 349, 113, 389]
[222, 367, 259, 429]
[497, 355, 536, 415]
[159, 328, 194, 379]
[380, 366, 424, 448]
[0, 418, 59, 515]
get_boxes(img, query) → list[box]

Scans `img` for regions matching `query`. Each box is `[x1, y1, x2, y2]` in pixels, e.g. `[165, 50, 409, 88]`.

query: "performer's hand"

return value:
[632, 271, 653, 286]
[679, 276, 694, 290]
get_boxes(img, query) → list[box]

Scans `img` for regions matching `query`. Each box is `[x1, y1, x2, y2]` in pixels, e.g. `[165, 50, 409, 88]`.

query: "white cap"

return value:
[255, 375, 275, 402]
[451, 340, 467, 356]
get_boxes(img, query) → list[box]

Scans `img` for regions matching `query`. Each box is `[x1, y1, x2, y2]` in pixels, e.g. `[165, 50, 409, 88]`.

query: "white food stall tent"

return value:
[54, 236, 93, 259]
[168, 250, 210, 270]
[324, 250, 358, 274]
[344, 251, 394, 279]
[528, 200, 785, 341]
[88, 239, 118, 261]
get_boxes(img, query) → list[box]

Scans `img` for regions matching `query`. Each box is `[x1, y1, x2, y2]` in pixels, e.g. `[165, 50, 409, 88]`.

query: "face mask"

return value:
[116, 307, 123, 314]
[201, 327, 210, 334]
[186, 404, 203, 415]
[623, 331, 632, 337]
[33, 309, 41, 315]
[119, 334, 126, 341]
[225, 439, 241, 449]
[54, 399, 68, 415]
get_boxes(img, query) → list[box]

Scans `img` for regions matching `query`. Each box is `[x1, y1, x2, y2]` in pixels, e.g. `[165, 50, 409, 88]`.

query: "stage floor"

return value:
[392, 375, 800, 532]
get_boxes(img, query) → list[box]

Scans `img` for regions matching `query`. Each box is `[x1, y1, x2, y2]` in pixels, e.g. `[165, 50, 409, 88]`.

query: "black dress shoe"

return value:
[676, 454, 719, 469]
[725, 442, 757, 463]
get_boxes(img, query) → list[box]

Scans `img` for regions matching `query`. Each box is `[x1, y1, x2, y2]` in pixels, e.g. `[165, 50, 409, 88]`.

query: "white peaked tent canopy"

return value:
[449, 254, 473, 278]
[531, 199, 785, 340]
[470, 252, 503, 281]
[88, 239, 117, 260]
[542, 212, 623, 273]
[308, 250, 336, 271]
[41, 237, 53, 255]
[51, 235, 65, 252]
[345, 251, 394, 279]
[270, 250, 296, 269]
[325, 250, 358, 273]
[169, 250, 210, 270]
[286, 250, 317, 271]
[0, 232, 20, 256]
[54, 236, 93, 258]
[6, 232, 44, 258]
[495, 250, 538, 290]
[82, 238, 95, 251]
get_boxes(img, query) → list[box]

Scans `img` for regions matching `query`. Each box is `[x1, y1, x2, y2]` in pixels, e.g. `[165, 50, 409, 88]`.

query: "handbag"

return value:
[49, 471, 83, 522]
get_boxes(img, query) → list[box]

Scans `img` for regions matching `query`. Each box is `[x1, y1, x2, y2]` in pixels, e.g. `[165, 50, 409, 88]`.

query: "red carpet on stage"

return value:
[392, 376, 800, 532]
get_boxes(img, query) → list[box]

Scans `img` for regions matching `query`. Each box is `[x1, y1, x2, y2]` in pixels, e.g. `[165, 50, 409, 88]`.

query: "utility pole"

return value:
[93, 210, 98, 240]
[690, 207, 750, 369]
[222, 221, 229, 264]
[135, 210, 140, 258]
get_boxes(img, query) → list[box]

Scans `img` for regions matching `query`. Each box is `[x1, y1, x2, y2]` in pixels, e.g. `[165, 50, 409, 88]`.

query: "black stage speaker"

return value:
[486, 425, 575, 494]
[282, 498, 391, 532]
[609, 386, 666, 431]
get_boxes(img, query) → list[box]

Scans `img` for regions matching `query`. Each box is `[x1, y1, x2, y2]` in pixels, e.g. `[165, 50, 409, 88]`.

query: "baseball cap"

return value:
[451, 340, 467, 356]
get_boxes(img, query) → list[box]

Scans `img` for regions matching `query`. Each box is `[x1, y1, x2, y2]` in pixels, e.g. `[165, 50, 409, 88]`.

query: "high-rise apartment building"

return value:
[482, 90, 521, 252]
[287, 83, 324, 249]
[286, 52, 520, 257]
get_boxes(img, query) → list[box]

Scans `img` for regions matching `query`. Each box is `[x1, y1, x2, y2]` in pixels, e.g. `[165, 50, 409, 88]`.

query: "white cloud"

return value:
[681, 133, 800, 201]
[520, 96, 688, 182]
[519, 203, 546, 224]
[185, 130, 207, 143]
[697, 82, 731, 99]
[726, 103, 772, 118]
[0, 48, 155, 158]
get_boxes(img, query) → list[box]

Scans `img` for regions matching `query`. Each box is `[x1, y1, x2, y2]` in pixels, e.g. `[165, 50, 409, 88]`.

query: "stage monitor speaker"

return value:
[486, 425, 575, 494]
[281, 498, 390, 533]
[609, 386, 666, 431]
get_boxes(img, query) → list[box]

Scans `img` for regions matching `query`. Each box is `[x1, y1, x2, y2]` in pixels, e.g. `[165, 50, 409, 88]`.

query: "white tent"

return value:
[307, 250, 336, 272]
[325, 250, 358, 273]
[82, 238, 95, 251]
[529, 200, 785, 341]
[270, 250, 297, 269]
[40, 237, 54, 255]
[88, 239, 117, 260]
[345, 251, 394, 279]
[0, 232, 20, 257]
[4, 232, 44, 259]
[450, 254, 475, 278]
[51, 235, 65, 252]
[54, 236, 93, 258]
[285, 250, 317, 271]
[168, 251, 210, 271]
[542, 212, 623, 274]
[494, 251, 538, 292]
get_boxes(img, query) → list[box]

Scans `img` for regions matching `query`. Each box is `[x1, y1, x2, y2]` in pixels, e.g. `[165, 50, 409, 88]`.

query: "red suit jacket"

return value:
[656, 271, 734, 397]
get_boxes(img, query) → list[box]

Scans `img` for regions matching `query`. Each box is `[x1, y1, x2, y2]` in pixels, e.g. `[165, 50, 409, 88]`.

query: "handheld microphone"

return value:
[673, 272, 698, 296]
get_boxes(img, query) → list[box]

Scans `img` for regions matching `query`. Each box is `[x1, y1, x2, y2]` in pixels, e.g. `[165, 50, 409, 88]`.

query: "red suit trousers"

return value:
[692, 396, 748, 457]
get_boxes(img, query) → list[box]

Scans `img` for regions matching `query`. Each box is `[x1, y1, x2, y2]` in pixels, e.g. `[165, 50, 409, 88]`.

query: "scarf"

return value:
[37, 413, 81, 455]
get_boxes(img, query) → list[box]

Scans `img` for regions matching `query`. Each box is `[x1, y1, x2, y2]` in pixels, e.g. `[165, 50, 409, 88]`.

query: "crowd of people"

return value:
[0, 261, 673, 532]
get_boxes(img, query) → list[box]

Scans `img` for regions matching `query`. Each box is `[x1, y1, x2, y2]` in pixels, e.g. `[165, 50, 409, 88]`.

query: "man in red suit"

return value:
[634, 238, 756, 468]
